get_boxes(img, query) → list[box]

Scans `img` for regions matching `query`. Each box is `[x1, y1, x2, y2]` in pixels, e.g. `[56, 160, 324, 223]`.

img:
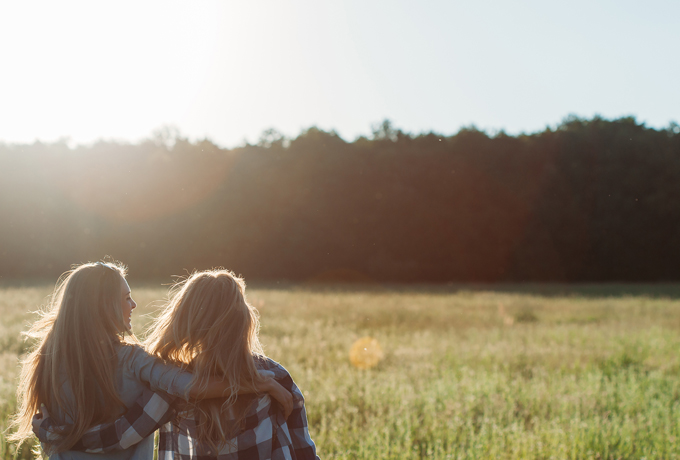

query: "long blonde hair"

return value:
[145, 269, 265, 449]
[10, 261, 131, 454]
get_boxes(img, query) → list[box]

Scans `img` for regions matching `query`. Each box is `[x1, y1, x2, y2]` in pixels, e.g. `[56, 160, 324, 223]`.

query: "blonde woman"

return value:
[11, 262, 292, 460]
[33, 269, 318, 459]
[146, 269, 318, 459]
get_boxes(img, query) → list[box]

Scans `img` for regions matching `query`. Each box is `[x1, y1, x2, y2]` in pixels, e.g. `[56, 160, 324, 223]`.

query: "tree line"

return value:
[1, 115, 679, 282]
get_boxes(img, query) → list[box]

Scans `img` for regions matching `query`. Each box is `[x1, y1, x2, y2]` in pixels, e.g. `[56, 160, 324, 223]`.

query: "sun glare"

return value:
[0, 1, 242, 144]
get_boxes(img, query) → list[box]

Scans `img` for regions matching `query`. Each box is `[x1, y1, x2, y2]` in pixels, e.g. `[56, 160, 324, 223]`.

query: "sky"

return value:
[0, 0, 678, 147]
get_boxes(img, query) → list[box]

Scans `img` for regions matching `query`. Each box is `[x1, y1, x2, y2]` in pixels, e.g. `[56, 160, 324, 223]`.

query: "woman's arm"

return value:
[123, 346, 293, 415]
[34, 380, 292, 453]
[32, 389, 178, 453]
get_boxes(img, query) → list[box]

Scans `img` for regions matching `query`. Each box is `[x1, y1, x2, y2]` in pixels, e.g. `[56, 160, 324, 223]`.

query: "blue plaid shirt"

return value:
[34, 357, 319, 460]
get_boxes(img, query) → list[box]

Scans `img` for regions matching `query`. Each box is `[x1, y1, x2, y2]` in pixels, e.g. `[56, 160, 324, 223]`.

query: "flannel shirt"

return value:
[33, 388, 179, 453]
[34, 357, 319, 460]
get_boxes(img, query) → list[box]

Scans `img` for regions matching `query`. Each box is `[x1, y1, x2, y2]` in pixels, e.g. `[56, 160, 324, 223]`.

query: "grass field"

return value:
[2, 283, 680, 459]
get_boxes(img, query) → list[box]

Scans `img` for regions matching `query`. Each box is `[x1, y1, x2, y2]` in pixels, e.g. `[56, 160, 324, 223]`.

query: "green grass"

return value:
[2, 283, 680, 459]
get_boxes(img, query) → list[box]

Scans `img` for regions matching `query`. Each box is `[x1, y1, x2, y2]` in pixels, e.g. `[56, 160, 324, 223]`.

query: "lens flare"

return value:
[349, 337, 384, 370]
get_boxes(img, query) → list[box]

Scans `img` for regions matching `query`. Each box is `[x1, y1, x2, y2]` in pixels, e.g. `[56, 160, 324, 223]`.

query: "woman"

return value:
[146, 269, 318, 459]
[33, 269, 318, 459]
[10, 262, 291, 460]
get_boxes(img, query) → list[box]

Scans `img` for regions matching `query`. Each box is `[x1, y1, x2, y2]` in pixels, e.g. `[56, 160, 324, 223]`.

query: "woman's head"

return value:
[55, 261, 135, 338]
[147, 268, 262, 374]
[145, 269, 264, 446]
[11, 260, 134, 453]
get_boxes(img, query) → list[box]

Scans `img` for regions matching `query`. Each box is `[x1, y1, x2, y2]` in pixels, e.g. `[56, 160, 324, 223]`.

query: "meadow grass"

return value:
[1, 283, 680, 459]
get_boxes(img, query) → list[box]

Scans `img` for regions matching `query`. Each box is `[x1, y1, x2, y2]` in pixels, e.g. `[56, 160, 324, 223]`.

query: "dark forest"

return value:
[2, 115, 679, 282]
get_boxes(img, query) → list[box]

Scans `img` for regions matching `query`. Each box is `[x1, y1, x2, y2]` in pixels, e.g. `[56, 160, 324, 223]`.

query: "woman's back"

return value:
[10, 262, 138, 457]
[49, 344, 194, 460]
[158, 357, 319, 460]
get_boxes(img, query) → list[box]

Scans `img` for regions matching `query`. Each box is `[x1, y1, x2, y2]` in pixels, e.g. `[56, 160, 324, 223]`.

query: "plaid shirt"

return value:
[33, 388, 179, 453]
[34, 357, 319, 460]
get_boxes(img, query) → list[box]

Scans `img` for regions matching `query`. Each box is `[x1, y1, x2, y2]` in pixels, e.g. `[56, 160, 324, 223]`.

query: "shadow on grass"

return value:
[3, 277, 680, 299]
[253, 282, 680, 299]
[446, 283, 680, 299]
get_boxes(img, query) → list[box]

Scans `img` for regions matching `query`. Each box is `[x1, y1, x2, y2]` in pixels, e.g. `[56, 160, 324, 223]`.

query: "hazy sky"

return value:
[0, 0, 678, 147]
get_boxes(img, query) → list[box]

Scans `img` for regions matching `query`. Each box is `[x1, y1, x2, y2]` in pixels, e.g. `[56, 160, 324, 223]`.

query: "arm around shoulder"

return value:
[120, 344, 195, 400]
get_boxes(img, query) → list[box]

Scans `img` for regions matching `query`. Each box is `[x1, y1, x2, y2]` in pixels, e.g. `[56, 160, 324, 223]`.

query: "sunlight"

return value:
[1, 0, 677, 146]
[0, 1, 248, 143]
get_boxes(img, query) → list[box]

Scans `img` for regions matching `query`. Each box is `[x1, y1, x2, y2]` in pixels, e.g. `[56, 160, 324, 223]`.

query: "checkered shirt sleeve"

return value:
[32, 387, 178, 453]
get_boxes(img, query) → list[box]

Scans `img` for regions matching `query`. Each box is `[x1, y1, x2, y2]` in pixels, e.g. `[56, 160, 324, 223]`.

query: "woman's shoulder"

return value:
[253, 355, 290, 379]
[253, 355, 306, 406]
[116, 343, 153, 364]
[116, 342, 146, 356]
